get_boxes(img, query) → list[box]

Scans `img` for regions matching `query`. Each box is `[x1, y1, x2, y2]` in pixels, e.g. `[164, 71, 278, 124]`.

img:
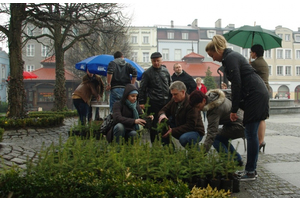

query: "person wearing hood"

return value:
[205, 35, 269, 181]
[189, 89, 245, 166]
[106, 84, 153, 144]
[106, 51, 137, 113]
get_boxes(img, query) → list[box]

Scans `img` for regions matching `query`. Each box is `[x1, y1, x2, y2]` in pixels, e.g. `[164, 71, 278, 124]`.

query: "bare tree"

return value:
[24, 3, 130, 111]
[0, 3, 27, 118]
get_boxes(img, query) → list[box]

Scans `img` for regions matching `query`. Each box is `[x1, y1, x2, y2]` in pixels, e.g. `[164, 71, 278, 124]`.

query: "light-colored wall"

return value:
[128, 26, 157, 69]
[0, 50, 9, 102]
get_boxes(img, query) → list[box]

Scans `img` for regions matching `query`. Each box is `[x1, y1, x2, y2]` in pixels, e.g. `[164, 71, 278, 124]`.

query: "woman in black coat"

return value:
[106, 84, 153, 143]
[205, 35, 269, 181]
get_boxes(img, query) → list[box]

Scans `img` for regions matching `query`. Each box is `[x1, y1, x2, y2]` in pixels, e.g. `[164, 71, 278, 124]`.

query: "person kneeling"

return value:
[106, 84, 153, 144]
[158, 81, 204, 148]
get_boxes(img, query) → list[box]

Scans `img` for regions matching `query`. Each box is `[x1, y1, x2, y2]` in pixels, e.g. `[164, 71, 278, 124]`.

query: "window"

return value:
[143, 36, 149, 44]
[26, 65, 34, 72]
[285, 49, 292, 59]
[27, 25, 34, 36]
[167, 32, 174, 39]
[268, 66, 272, 75]
[41, 45, 49, 57]
[296, 66, 300, 76]
[131, 52, 137, 62]
[42, 28, 50, 35]
[296, 50, 300, 59]
[182, 32, 188, 40]
[265, 50, 271, 59]
[277, 66, 283, 75]
[187, 49, 193, 54]
[162, 49, 169, 61]
[277, 49, 283, 59]
[207, 30, 216, 38]
[143, 52, 149, 63]
[131, 36, 137, 44]
[295, 34, 300, 42]
[174, 49, 182, 61]
[285, 66, 291, 76]
[26, 44, 35, 56]
[285, 34, 290, 41]
[242, 48, 249, 58]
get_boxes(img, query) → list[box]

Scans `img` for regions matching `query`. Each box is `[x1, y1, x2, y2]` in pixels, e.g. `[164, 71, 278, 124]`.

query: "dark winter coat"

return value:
[222, 48, 269, 124]
[106, 84, 143, 142]
[202, 89, 244, 151]
[171, 70, 197, 94]
[138, 65, 171, 105]
[107, 58, 137, 88]
[251, 56, 270, 92]
[158, 94, 204, 140]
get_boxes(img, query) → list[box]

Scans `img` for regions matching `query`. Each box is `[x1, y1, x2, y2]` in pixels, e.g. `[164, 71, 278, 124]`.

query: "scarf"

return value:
[125, 99, 139, 130]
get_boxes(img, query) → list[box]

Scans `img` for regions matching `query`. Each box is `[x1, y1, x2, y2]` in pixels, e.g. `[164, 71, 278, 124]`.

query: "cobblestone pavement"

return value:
[1, 114, 300, 198]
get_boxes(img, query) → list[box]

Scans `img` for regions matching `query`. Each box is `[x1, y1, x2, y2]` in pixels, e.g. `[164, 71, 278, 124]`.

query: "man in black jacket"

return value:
[139, 52, 172, 143]
[171, 63, 196, 94]
[106, 51, 137, 113]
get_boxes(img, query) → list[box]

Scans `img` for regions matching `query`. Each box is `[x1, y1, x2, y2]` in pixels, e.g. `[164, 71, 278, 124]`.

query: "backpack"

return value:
[100, 113, 113, 135]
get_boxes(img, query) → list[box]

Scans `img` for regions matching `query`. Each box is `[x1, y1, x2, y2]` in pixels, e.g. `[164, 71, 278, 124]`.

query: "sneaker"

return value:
[235, 170, 258, 178]
[239, 171, 256, 181]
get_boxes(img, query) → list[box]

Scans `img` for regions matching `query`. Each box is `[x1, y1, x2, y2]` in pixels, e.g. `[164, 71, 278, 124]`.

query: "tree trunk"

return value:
[7, 3, 27, 118]
[53, 39, 67, 111]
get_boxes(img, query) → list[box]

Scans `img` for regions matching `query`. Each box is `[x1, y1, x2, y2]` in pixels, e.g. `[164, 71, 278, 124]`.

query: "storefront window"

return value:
[38, 88, 54, 102]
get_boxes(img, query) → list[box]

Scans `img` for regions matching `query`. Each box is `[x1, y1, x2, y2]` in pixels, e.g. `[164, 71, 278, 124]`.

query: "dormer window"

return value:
[207, 30, 216, 38]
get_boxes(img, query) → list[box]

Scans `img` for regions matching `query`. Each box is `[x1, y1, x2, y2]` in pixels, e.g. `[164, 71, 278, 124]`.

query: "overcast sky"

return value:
[124, 0, 300, 31]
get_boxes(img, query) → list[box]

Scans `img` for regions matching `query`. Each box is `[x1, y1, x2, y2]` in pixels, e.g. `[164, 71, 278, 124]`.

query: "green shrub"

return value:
[0, 114, 64, 129]
[0, 127, 4, 142]
[0, 135, 241, 198]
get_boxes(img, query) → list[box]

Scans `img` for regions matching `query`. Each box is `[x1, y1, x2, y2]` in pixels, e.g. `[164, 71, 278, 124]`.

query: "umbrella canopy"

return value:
[23, 71, 38, 79]
[223, 25, 282, 50]
[75, 54, 144, 80]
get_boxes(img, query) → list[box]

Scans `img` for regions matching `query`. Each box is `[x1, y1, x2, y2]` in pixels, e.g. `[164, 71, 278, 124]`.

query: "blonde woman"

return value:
[205, 35, 269, 181]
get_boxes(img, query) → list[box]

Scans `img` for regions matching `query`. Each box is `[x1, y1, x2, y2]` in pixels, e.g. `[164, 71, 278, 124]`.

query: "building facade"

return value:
[0, 48, 9, 102]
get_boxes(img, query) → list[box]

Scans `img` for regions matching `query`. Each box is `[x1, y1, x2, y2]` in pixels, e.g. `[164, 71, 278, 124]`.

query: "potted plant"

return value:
[207, 150, 223, 190]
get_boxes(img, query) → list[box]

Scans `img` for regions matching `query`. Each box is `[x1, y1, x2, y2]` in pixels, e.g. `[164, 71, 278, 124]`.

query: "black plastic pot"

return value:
[220, 178, 233, 192]
[197, 178, 208, 188]
[232, 176, 240, 193]
[209, 178, 221, 190]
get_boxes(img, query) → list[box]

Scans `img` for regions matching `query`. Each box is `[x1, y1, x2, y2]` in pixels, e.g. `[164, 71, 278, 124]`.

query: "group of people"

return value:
[72, 35, 270, 182]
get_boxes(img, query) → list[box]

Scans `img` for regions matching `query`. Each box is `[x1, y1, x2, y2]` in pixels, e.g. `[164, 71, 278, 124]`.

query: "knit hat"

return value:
[129, 90, 138, 95]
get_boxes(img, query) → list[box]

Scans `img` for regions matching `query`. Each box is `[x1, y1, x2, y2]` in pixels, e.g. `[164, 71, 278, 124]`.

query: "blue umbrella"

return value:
[75, 54, 144, 80]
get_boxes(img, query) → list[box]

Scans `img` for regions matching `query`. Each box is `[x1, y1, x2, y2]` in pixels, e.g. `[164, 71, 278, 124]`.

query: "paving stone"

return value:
[10, 157, 26, 164]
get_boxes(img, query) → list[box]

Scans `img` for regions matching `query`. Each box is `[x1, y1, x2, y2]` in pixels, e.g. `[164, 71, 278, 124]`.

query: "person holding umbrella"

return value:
[250, 44, 270, 152]
[205, 35, 269, 181]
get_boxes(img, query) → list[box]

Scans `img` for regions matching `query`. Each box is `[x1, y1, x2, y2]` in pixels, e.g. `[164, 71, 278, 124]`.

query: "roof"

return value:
[41, 55, 56, 64]
[162, 61, 221, 77]
[29, 67, 80, 81]
[182, 52, 205, 59]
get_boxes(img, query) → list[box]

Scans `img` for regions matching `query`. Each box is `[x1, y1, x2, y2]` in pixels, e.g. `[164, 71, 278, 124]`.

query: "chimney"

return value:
[215, 19, 221, 28]
[226, 24, 235, 29]
[171, 20, 174, 28]
[298, 27, 300, 32]
[191, 19, 198, 28]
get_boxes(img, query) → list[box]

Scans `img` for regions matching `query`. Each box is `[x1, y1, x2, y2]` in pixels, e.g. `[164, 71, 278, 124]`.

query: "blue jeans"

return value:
[244, 121, 260, 172]
[113, 123, 138, 144]
[110, 87, 125, 113]
[162, 131, 203, 148]
[73, 99, 89, 125]
[213, 135, 242, 162]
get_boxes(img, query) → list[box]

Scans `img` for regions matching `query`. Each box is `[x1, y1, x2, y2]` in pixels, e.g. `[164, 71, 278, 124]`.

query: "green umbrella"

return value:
[223, 25, 282, 50]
